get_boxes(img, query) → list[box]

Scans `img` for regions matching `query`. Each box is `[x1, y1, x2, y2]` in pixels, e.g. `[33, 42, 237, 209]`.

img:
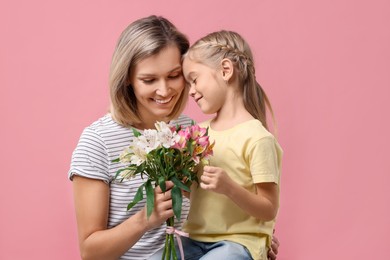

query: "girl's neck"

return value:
[211, 91, 254, 131]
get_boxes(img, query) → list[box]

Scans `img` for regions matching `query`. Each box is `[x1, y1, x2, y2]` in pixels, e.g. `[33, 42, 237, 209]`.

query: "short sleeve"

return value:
[68, 127, 110, 183]
[249, 136, 282, 184]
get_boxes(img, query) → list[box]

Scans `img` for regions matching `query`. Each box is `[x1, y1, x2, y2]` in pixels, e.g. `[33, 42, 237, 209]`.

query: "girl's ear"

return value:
[221, 58, 234, 82]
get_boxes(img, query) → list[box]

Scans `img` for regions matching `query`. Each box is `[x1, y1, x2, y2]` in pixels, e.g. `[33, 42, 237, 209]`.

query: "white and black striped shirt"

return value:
[69, 113, 193, 259]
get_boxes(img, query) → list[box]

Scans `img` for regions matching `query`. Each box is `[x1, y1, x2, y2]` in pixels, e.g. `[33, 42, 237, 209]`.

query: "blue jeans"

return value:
[149, 236, 253, 260]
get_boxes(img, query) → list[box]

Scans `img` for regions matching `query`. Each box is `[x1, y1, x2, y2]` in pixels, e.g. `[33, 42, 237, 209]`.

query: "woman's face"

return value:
[131, 45, 185, 129]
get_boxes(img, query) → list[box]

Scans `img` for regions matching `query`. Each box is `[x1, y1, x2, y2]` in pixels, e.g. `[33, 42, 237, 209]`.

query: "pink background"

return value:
[1, 0, 389, 259]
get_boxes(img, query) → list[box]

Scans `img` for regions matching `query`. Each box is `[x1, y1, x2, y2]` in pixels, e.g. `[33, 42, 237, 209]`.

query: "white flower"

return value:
[119, 145, 147, 166]
[154, 121, 170, 132]
[129, 145, 147, 165]
[119, 169, 136, 180]
[137, 129, 160, 153]
[119, 147, 133, 164]
[155, 121, 177, 148]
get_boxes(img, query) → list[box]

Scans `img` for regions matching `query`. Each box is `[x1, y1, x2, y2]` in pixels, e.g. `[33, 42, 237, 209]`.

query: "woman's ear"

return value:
[221, 58, 234, 82]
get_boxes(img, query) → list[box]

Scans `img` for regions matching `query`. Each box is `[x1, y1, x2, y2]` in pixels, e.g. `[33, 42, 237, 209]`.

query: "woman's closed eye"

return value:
[168, 73, 182, 80]
[141, 78, 155, 84]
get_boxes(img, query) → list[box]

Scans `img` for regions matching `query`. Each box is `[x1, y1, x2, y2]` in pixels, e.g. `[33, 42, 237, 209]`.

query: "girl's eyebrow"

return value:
[185, 71, 195, 80]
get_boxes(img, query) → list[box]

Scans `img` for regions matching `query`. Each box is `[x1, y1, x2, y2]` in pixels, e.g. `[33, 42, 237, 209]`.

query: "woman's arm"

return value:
[200, 166, 279, 221]
[73, 176, 175, 260]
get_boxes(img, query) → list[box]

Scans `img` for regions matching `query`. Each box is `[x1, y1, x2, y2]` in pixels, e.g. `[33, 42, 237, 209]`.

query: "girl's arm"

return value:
[200, 166, 279, 221]
[72, 176, 175, 260]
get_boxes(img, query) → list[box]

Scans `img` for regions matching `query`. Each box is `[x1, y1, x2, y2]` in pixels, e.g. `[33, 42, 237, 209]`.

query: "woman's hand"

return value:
[142, 181, 175, 230]
[268, 234, 280, 260]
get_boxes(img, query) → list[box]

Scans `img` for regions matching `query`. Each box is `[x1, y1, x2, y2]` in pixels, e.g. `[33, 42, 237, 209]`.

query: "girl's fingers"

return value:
[199, 182, 209, 190]
[203, 166, 217, 173]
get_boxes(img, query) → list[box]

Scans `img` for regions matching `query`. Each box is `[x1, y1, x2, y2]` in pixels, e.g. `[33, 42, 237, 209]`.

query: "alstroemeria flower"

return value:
[129, 145, 147, 165]
[119, 147, 133, 164]
[190, 124, 207, 140]
[137, 129, 160, 153]
[172, 128, 191, 149]
[119, 169, 136, 179]
[155, 121, 178, 148]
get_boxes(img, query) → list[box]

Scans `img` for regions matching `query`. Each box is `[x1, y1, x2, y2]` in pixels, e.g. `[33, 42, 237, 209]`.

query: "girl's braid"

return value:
[208, 40, 255, 80]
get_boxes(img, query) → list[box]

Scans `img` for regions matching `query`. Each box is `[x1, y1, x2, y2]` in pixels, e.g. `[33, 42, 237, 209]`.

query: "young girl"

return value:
[181, 31, 283, 260]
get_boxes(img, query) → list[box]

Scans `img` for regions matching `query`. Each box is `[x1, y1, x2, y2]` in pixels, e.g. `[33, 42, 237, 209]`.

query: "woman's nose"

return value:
[156, 80, 170, 96]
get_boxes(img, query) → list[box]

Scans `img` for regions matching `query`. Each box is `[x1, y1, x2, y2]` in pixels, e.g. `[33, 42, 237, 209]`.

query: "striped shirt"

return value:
[68, 113, 193, 259]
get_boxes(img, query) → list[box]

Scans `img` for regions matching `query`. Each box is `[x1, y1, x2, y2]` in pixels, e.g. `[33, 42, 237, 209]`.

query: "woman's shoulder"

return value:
[79, 113, 130, 142]
[84, 114, 125, 133]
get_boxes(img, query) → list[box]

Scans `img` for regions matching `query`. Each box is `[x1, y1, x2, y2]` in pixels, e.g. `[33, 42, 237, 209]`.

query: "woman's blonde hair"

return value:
[186, 30, 275, 131]
[109, 15, 189, 127]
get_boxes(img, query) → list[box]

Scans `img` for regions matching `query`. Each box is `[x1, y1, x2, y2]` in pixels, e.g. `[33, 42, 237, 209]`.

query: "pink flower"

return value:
[172, 128, 191, 149]
[190, 125, 207, 140]
[197, 136, 210, 149]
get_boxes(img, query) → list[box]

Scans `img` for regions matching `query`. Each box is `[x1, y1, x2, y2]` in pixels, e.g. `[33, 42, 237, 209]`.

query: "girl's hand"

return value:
[199, 166, 234, 195]
[142, 181, 175, 230]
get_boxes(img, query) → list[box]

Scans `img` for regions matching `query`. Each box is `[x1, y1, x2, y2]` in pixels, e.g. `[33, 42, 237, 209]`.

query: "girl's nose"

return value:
[188, 84, 196, 97]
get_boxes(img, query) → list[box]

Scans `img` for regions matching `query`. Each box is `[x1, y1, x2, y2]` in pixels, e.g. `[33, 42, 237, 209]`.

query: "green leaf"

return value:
[171, 176, 191, 192]
[171, 185, 182, 220]
[187, 140, 194, 156]
[182, 168, 191, 176]
[145, 180, 154, 219]
[158, 176, 166, 192]
[132, 128, 142, 137]
[136, 163, 145, 173]
[127, 184, 145, 210]
[112, 158, 120, 163]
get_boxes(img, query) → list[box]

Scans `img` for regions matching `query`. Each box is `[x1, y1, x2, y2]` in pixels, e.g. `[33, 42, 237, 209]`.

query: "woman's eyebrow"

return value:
[138, 65, 182, 77]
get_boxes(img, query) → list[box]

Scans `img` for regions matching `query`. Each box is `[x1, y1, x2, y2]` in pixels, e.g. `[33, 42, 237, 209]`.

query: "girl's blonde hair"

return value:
[109, 15, 189, 127]
[186, 30, 275, 131]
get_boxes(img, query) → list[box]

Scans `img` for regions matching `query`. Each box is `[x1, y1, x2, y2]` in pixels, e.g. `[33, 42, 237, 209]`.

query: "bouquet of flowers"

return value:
[113, 121, 214, 260]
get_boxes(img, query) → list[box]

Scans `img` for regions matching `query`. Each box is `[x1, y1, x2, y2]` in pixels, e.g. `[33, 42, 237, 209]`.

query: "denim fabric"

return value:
[149, 237, 253, 260]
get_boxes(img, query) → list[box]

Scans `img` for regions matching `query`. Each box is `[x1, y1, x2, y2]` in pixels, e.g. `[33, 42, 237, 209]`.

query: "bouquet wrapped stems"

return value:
[162, 217, 177, 260]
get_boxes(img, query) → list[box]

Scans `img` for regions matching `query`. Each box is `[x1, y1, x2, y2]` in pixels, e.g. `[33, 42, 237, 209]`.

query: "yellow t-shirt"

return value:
[183, 119, 283, 260]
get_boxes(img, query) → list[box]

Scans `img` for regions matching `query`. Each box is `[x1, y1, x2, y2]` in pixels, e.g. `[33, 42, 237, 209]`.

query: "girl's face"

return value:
[131, 45, 185, 128]
[183, 57, 226, 114]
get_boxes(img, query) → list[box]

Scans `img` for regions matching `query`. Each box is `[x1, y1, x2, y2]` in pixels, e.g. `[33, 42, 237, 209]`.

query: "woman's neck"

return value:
[132, 118, 169, 130]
